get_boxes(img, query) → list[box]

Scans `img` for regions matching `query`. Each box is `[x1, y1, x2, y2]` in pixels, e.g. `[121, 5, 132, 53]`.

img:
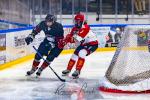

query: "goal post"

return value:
[99, 25, 150, 93]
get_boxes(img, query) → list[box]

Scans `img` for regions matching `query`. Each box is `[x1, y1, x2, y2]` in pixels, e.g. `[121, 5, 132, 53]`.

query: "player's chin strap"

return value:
[32, 46, 66, 82]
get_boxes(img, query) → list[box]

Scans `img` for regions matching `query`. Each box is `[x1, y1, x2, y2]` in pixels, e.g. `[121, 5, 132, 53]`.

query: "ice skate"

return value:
[36, 67, 43, 78]
[62, 69, 71, 76]
[26, 67, 38, 76]
[72, 70, 80, 79]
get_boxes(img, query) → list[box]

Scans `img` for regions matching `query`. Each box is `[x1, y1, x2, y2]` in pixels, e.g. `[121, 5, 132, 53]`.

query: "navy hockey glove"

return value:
[25, 34, 34, 45]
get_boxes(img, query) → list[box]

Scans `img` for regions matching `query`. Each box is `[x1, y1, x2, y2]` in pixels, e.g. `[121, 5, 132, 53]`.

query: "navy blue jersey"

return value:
[32, 21, 64, 40]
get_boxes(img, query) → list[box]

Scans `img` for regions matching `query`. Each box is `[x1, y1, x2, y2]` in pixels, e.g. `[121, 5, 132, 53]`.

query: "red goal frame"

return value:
[99, 86, 150, 94]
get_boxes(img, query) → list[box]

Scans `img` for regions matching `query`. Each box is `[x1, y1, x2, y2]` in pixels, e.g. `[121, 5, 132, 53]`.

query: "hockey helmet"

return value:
[74, 13, 85, 28]
[45, 14, 56, 22]
[74, 13, 85, 22]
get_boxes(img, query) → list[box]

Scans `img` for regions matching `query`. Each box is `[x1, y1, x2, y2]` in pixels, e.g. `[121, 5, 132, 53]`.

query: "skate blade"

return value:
[61, 75, 74, 82]
[25, 76, 40, 81]
[25, 74, 30, 76]
[72, 76, 79, 79]
[36, 75, 40, 78]
[62, 73, 69, 76]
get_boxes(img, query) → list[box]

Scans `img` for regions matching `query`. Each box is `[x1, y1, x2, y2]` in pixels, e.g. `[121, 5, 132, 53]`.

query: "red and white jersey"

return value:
[69, 24, 98, 46]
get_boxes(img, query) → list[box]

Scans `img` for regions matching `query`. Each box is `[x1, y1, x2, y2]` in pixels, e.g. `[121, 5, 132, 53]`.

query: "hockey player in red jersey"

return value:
[62, 13, 98, 78]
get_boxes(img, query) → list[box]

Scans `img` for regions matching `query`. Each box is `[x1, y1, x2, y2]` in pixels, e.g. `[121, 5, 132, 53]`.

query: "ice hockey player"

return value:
[25, 14, 64, 77]
[62, 13, 98, 78]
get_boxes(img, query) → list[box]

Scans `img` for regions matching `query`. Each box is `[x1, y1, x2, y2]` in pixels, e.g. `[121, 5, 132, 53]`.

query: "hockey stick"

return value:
[32, 46, 66, 82]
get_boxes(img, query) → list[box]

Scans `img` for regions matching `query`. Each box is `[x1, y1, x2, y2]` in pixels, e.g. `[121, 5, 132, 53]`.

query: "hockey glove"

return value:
[65, 34, 74, 43]
[57, 39, 66, 49]
[25, 34, 34, 45]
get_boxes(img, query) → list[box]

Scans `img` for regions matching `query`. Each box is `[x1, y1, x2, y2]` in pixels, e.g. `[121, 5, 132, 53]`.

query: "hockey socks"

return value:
[41, 61, 50, 69]
[26, 60, 40, 76]
[67, 59, 76, 71]
[72, 57, 85, 78]
[76, 57, 85, 71]
[32, 59, 40, 69]
[36, 61, 50, 76]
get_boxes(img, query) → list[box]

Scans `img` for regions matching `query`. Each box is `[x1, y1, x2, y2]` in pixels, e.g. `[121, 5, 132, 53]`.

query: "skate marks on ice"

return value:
[54, 78, 104, 100]
[20, 76, 59, 82]
[0, 77, 104, 100]
[28, 77, 104, 100]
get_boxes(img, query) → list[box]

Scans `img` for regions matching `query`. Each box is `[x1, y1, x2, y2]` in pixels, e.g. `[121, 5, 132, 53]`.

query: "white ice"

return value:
[0, 51, 150, 100]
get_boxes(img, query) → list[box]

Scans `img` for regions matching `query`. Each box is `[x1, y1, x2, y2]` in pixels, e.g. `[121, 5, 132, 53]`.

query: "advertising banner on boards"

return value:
[0, 33, 6, 64]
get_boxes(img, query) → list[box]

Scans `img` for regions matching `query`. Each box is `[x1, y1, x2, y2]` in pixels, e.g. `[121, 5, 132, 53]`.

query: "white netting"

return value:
[101, 25, 150, 92]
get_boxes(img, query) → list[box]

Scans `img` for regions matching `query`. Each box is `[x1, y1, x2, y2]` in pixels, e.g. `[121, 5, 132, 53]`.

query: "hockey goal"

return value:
[99, 25, 150, 93]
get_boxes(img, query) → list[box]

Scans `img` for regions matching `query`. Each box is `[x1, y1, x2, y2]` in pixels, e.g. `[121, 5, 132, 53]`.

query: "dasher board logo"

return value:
[0, 34, 6, 49]
[14, 35, 26, 48]
[137, 30, 148, 46]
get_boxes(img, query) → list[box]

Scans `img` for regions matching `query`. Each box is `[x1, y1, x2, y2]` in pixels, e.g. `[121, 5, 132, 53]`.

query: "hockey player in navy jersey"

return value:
[25, 14, 64, 77]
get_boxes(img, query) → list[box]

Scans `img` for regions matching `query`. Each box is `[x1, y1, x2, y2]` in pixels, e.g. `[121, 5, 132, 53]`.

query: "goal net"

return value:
[99, 25, 150, 93]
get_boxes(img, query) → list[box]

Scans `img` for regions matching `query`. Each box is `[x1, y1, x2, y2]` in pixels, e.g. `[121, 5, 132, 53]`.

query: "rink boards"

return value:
[1, 24, 149, 70]
[0, 47, 116, 71]
[0, 25, 115, 66]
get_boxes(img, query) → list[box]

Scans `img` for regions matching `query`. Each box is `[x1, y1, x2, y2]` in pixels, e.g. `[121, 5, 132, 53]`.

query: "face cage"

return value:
[45, 19, 55, 25]
[74, 19, 83, 28]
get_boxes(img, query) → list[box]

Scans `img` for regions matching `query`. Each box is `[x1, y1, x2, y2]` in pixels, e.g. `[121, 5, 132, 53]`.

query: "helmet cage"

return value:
[74, 19, 83, 28]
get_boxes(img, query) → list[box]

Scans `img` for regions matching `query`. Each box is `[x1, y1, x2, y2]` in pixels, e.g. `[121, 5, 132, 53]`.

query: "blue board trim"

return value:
[0, 27, 33, 34]
[1, 24, 150, 34]
[63, 24, 150, 28]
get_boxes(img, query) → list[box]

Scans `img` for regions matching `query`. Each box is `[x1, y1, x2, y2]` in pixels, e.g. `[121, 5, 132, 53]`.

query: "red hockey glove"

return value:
[65, 34, 75, 43]
[57, 39, 66, 49]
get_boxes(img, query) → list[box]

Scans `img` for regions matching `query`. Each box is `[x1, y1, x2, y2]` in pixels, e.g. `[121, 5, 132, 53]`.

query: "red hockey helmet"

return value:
[74, 13, 85, 28]
[74, 13, 85, 22]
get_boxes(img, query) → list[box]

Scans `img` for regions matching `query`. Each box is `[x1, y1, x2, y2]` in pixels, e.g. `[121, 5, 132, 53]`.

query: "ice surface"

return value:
[1, 51, 149, 100]
[0, 52, 113, 100]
